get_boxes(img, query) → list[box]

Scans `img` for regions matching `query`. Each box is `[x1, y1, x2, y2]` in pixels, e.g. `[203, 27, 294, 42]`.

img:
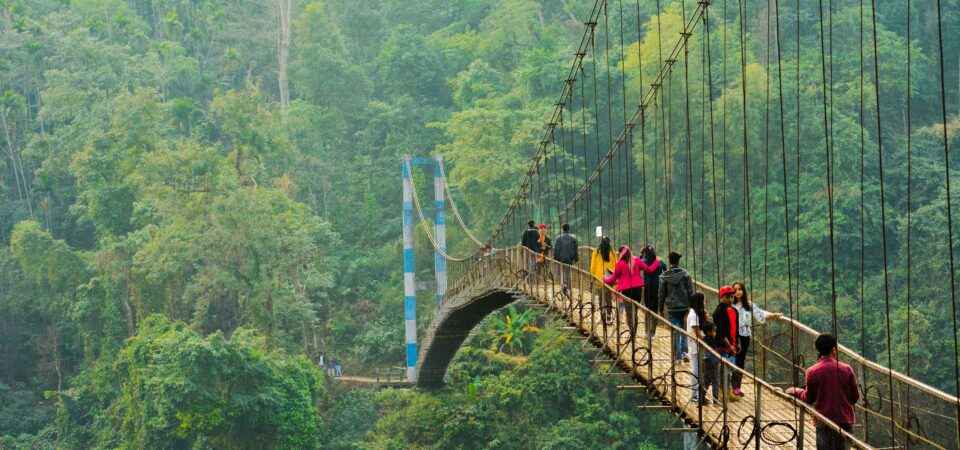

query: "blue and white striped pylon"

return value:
[401, 158, 418, 383]
[434, 154, 447, 305]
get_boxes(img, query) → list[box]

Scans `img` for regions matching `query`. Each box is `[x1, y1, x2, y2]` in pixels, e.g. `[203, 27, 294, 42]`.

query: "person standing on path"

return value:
[786, 333, 860, 450]
[641, 245, 666, 337]
[521, 220, 541, 283]
[590, 237, 617, 324]
[535, 223, 552, 280]
[603, 246, 661, 338]
[687, 291, 712, 405]
[699, 322, 722, 404]
[712, 285, 743, 402]
[658, 251, 694, 363]
[553, 223, 579, 290]
[326, 358, 336, 377]
[730, 281, 782, 397]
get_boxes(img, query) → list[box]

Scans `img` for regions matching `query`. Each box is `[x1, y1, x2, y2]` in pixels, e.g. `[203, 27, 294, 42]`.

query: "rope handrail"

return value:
[436, 161, 486, 247]
[479, 0, 606, 249]
[545, 1, 706, 230]
[404, 159, 480, 262]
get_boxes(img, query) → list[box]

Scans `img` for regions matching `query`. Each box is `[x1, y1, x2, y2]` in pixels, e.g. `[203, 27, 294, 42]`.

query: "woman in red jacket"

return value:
[603, 246, 661, 337]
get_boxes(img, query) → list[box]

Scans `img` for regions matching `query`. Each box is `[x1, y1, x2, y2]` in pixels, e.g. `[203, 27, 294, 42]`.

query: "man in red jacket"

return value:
[786, 333, 860, 450]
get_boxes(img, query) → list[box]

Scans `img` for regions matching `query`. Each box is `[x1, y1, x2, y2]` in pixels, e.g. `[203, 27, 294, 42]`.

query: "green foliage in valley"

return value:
[0, 0, 957, 448]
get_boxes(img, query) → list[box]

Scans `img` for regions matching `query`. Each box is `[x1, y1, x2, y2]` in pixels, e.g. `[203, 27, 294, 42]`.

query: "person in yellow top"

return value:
[590, 236, 617, 324]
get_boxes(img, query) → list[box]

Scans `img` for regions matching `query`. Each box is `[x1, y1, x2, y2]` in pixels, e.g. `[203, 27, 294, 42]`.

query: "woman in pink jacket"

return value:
[603, 246, 662, 337]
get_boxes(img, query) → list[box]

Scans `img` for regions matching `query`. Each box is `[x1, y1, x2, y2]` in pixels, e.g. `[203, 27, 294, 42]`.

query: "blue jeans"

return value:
[721, 354, 736, 390]
[668, 311, 688, 358]
[816, 424, 852, 450]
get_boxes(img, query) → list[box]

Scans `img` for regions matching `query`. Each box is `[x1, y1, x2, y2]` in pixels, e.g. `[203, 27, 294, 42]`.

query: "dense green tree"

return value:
[58, 315, 324, 449]
[1, 0, 959, 447]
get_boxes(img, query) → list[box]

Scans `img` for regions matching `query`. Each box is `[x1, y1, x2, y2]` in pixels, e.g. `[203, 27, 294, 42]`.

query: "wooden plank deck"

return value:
[523, 282, 818, 449]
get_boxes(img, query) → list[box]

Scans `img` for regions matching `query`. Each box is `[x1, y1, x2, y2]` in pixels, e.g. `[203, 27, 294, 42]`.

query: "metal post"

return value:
[647, 313, 654, 382]
[671, 318, 677, 405]
[798, 405, 806, 450]
[402, 158, 418, 383]
[754, 376, 762, 450]
[721, 361, 729, 447]
[434, 155, 447, 305]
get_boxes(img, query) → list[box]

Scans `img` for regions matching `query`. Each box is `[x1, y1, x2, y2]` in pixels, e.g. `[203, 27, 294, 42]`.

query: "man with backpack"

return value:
[659, 251, 693, 364]
[553, 223, 579, 290]
[521, 220, 541, 283]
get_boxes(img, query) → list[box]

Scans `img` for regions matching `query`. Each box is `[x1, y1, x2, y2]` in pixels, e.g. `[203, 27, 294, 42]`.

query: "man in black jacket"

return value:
[712, 285, 743, 402]
[521, 220, 541, 283]
[659, 251, 693, 363]
[553, 223, 578, 289]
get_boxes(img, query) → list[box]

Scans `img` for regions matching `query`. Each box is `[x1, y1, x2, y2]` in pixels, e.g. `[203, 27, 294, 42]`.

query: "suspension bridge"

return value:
[397, 0, 959, 448]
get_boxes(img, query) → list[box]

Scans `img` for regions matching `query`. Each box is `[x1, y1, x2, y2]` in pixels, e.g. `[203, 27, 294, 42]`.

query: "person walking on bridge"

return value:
[640, 245, 666, 337]
[553, 223, 578, 290]
[785, 333, 860, 450]
[659, 251, 693, 364]
[604, 246, 661, 338]
[535, 224, 552, 280]
[687, 291, 714, 405]
[590, 236, 617, 324]
[730, 281, 782, 397]
[521, 220, 541, 283]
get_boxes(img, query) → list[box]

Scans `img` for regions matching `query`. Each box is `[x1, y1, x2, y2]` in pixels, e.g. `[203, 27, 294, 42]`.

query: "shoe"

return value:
[682, 354, 690, 363]
[729, 389, 744, 399]
[719, 390, 741, 402]
[697, 398, 712, 406]
[733, 388, 744, 397]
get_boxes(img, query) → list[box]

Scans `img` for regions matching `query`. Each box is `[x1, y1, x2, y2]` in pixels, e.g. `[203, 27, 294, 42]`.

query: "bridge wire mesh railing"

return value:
[443, 247, 874, 449]
[691, 280, 960, 449]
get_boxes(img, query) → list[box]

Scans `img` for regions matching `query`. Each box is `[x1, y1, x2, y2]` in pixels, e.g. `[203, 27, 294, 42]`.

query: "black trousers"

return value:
[732, 335, 750, 389]
[622, 287, 643, 337]
[700, 358, 719, 400]
[641, 285, 658, 336]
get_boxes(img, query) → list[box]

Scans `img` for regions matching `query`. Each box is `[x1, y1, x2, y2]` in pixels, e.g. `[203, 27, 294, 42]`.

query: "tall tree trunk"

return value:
[277, 0, 292, 118]
[121, 251, 136, 337]
[2, 1, 11, 32]
[1, 108, 32, 218]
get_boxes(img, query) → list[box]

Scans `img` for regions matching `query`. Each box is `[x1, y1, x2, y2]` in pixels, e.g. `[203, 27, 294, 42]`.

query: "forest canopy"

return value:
[0, 0, 957, 448]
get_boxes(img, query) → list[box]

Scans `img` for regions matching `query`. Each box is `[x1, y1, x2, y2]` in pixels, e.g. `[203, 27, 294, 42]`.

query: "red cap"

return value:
[539, 223, 547, 229]
[719, 285, 735, 297]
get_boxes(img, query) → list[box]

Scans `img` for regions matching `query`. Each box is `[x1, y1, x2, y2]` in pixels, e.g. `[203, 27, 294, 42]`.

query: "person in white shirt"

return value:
[730, 281, 782, 397]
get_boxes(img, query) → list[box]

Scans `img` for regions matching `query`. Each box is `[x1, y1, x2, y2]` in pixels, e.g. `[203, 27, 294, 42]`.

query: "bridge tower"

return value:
[401, 155, 447, 383]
